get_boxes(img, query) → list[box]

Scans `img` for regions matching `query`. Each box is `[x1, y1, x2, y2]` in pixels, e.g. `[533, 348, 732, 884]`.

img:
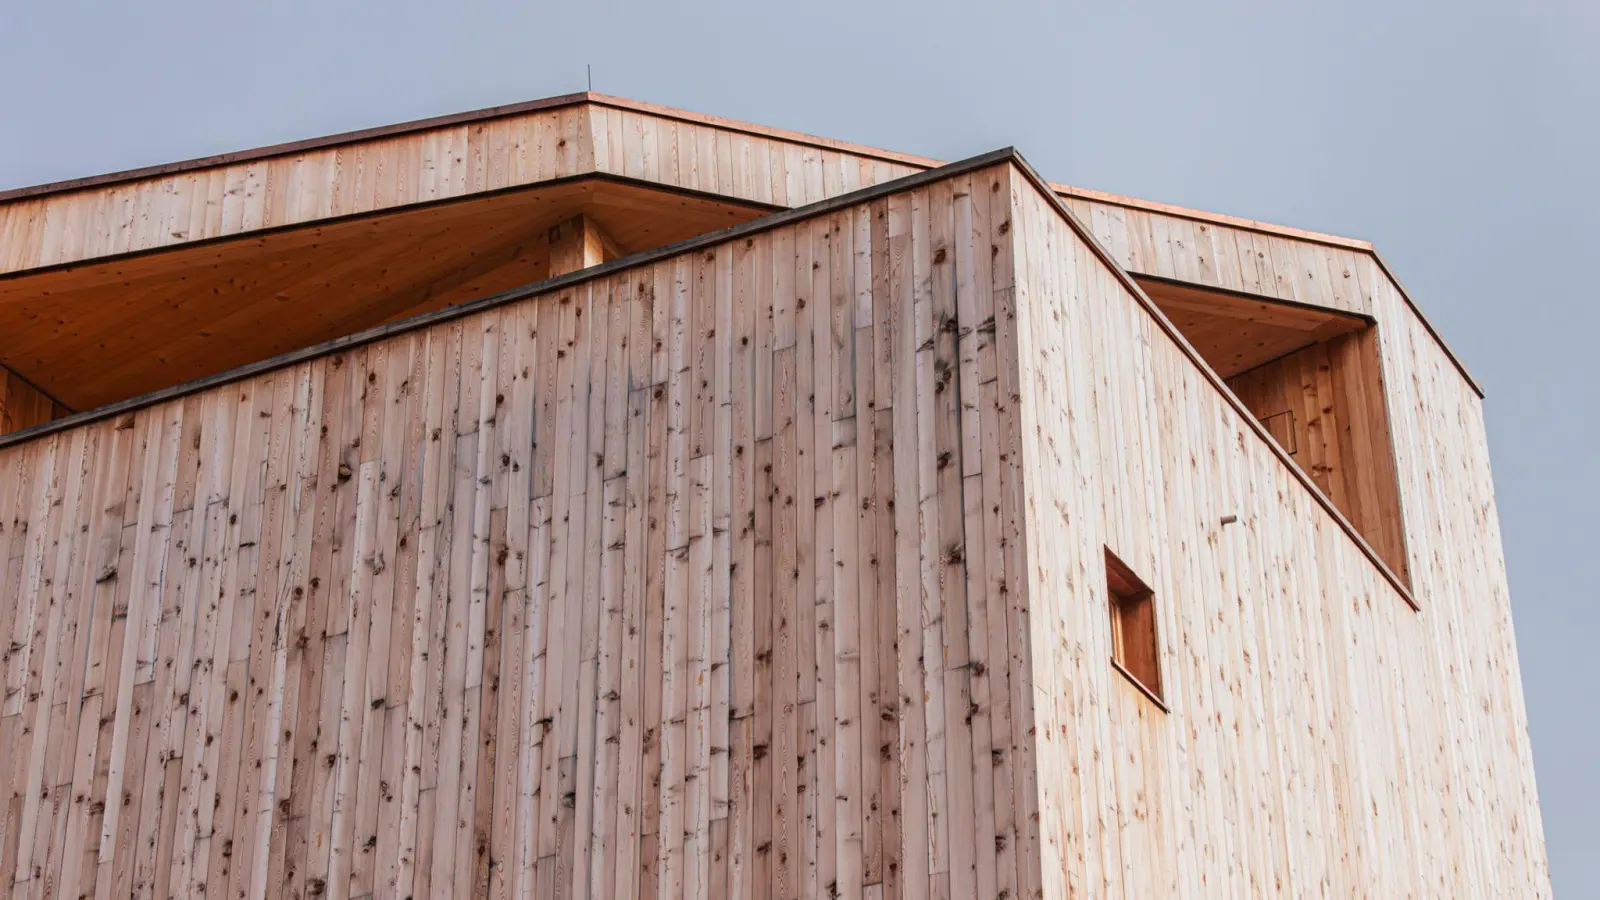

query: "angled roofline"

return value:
[0, 146, 1417, 610]
[0, 92, 582, 202]
[1046, 181, 1373, 253]
[1002, 152, 1418, 609]
[0, 148, 1018, 449]
[0, 91, 938, 203]
[0, 92, 1381, 252]
[0, 91, 1482, 397]
[1045, 183, 1484, 398]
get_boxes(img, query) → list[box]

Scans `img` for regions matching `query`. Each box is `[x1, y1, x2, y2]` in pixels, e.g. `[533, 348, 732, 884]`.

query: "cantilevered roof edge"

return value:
[0, 171, 787, 287]
[0, 148, 1016, 448]
[0, 92, 1484, 398]
[0, 144, 1418, 610]
[1048, 182, 1485, 399]
[0, 92, 1367, 252]
[0, 92, 937, 204]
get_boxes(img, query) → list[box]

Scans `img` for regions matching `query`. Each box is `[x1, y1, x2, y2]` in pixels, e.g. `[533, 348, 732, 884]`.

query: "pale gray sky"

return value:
[3, 0, 1594, 892]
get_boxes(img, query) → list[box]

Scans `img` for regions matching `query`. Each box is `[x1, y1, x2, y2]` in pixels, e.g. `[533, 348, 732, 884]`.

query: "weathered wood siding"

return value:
[1060, 195, 1374, 320]
[584, 105, 920, 210]
[0, 156, 1548, 899]
[0, 106, 593, 275]
[0, 100, 919, 278]
[0, 163, 1029, 900]
[1066, 187, 1546, 891]
[1014, 181, 1549, 897]
[1364, 253, 1548, 892]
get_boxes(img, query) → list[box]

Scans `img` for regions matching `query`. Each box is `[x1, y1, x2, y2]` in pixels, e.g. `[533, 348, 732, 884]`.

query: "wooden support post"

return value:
[547, 214, 618, 277]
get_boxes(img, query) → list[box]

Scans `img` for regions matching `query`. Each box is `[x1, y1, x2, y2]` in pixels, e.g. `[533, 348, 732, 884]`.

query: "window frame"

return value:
[1105, 547, 1168, 712]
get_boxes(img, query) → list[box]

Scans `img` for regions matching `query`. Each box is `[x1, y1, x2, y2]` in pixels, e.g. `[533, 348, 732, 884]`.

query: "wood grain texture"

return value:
[0, 101, 917, 279]
[0, 179, 763, 414]
[1013, 177, 1549, 898]
[0, 99, 914, 422]
[1063, 196, 1372, 320]
[0, 162, 1028, 900]
[1134, 276, 1365, 379]
[0, 91, 1477, 403]
[1056, 188, 1482, 397]
[0, 157, 1548, 898]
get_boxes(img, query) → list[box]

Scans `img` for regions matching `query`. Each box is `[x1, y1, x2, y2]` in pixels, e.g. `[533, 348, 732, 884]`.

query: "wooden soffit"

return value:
[1134, 276, 1368, 379]
[0, 91, 1482, 396]
[0, 176, 767, 411]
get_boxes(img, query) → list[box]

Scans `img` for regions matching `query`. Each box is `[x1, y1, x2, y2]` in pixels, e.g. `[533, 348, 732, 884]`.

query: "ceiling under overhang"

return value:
[1135, 276, 1369, 379]
[0, 177, 768, 411]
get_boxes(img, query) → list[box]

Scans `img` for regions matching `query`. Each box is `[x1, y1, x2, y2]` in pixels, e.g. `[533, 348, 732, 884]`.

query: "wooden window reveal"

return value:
[1105, 547, 1164, 706]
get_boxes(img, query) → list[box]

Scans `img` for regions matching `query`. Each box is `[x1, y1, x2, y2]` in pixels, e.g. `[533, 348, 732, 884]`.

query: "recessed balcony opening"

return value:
[1136, 275, 1411, 587]
[0, 177, 769, 437]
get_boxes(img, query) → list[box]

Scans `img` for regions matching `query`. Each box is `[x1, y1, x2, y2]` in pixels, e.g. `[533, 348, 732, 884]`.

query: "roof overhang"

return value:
[0, 91, 1483, 398]
[0, 175, 769, 410]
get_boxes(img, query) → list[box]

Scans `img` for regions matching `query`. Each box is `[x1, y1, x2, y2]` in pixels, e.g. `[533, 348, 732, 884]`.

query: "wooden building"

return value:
[0, 94, 1549, 898]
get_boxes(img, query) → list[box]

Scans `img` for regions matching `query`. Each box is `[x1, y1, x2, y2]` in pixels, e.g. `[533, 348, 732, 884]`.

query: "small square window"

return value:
[1105, 547, 1164, 707]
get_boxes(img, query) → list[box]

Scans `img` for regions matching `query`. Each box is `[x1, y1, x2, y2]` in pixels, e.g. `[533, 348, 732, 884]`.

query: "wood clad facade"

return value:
[0, 96, 922, 421]
[0, 95, 1549, 899]
[0, 161, 1032, 900]
[1011, 178, 1548, 897]
[1049, 187, 1547, 897]
[0, 97, 921, 279]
